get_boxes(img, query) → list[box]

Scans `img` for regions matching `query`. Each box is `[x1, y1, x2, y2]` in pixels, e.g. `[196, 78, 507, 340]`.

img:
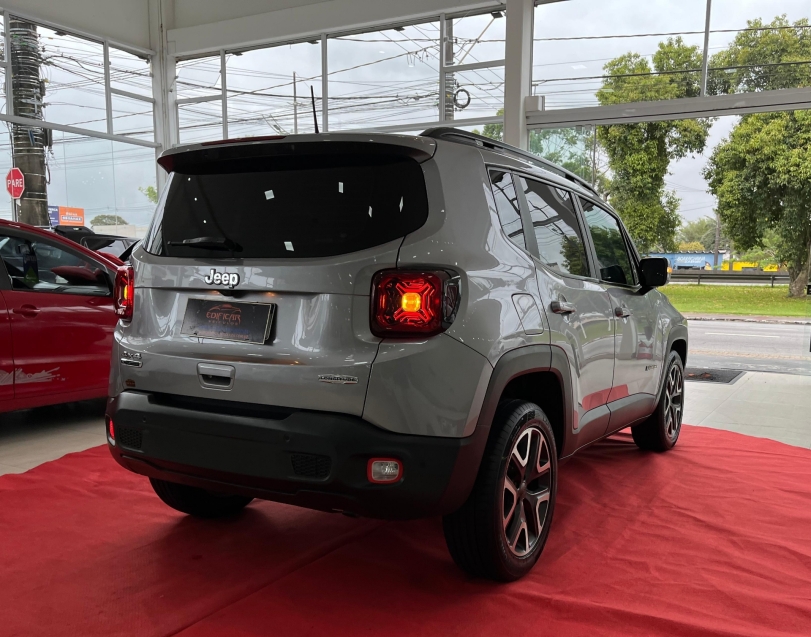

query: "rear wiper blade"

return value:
[168, 236, 243, 252]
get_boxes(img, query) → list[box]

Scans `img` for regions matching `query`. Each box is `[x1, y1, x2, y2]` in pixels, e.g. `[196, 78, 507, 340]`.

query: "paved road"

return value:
[687, 320, 811, 376]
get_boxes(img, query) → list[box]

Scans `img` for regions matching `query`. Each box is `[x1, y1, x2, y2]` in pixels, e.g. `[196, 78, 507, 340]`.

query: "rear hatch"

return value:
[120, 136, 435, 416]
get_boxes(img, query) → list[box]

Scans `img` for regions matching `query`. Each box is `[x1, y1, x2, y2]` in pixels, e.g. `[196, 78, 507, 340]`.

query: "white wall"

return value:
[2, 0, 151, 50]
[168, 0, 497, 56]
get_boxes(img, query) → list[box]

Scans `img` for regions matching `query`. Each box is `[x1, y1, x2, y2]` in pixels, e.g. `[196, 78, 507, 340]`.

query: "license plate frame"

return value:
[180, 298, 275, 344]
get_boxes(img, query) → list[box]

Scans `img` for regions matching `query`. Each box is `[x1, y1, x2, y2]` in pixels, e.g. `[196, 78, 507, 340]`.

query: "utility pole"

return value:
[9, 18, 48, 226]
[293, 72, 298, 134]
[713, 210, 721, 268]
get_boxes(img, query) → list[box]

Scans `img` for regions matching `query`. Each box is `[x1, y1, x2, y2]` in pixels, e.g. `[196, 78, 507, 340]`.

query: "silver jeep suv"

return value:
[106, 128, 687, 581]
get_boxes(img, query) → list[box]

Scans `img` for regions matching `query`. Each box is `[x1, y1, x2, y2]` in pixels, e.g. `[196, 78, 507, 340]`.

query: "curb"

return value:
[684, 314, 811, 326]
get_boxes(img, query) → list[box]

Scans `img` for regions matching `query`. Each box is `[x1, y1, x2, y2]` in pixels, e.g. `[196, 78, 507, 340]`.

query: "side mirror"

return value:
[639, 257, 669, 288]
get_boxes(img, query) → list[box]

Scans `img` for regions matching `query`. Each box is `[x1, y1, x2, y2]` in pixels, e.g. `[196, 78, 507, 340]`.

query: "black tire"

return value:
[443, 400, 558, 581]
[149, 478, 253, 518]
[631, 350, 684, 452]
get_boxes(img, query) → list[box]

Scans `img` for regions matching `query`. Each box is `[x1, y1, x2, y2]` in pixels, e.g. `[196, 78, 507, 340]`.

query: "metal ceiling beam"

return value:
[526, 88, 811, 129]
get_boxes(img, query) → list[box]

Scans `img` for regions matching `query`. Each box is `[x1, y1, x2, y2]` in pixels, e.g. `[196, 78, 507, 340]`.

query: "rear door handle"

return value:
[197, 363, 235, 390]
[614, 306, 632, 318]
[13, 305, 40, 318]
[550, 301, 576, 315]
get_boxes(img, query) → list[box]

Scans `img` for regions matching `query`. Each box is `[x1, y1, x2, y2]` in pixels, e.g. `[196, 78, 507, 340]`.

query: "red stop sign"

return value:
[6, 168, 24, 199]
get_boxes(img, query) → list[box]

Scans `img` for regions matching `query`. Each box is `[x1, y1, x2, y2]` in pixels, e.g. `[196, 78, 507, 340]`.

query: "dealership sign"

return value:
[57, 206, 85, 226]
[6, 168, 24, 199]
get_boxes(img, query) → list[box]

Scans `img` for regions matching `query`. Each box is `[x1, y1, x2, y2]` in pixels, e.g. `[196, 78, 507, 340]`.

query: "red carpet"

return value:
[1, 426, 810, 637]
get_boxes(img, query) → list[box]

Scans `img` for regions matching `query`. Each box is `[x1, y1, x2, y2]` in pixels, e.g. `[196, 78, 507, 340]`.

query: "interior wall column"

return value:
[503, 0, 534, 149]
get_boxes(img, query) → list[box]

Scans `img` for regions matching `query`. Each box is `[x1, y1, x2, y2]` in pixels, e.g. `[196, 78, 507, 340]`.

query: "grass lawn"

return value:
[660, 284, 811, 317]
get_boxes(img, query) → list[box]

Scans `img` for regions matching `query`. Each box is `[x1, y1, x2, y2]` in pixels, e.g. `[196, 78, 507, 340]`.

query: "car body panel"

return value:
[0, 219, 119, 413]
[0, 291, 13, 402]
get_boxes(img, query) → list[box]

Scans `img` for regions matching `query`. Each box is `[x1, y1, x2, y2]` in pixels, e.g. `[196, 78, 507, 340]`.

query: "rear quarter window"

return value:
[145, 155, 429, 259]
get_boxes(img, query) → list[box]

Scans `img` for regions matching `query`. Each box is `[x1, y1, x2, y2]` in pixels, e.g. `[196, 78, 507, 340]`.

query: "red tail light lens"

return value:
[114, 266, 134, 320]
[371, 270, 459, 337]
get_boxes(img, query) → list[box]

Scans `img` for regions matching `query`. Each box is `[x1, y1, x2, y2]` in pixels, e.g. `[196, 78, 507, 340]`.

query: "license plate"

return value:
[181, 299, 275, 344]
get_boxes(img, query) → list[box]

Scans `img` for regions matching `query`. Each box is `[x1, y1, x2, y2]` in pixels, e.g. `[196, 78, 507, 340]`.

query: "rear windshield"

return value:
[144, 155, 429, 259]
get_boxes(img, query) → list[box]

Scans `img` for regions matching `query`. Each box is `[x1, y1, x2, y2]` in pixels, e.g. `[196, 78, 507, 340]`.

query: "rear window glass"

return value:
[145, 155, 429, 259]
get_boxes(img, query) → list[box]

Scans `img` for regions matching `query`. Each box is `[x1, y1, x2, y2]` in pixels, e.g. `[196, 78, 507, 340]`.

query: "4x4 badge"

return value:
[204, 269, 240, 288]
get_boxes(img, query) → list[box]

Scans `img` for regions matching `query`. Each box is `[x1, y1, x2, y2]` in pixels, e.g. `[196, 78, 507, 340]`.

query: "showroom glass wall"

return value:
[0, 12, 157, 235]
[531, 0, 811, 109]
[172, 6, 509, 141]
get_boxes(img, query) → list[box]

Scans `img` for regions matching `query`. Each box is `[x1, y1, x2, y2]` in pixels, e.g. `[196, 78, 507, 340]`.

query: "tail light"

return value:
[371, 270, 460, 338]
[114, 265, 134, 320]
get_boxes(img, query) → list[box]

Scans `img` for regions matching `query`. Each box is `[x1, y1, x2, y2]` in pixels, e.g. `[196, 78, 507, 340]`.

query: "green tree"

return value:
[596, 38, 712, 252]
[678, 241, 706, 252]
[91, 214, 128, 226]
[139, 185, 159, 204]
[707, 16, 811, 95]
[703, 16, 811, 296]
[678, 217, 717, 250]
[705, 110, 811, 296]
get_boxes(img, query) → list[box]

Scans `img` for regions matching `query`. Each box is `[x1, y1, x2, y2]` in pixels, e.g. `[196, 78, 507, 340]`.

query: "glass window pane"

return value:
[109, 46, 152, 97]
[707, 1, 811, 95]
[226, 41, 322, 137]
[444, 66, 504, 121]
[176, 55, 221, 100]
[580, 199, 636, 285]
[489, 170, 525, 250]
[0, 234, 109, 294]
[328, 22, 440, 130]
[36, 22, 107, 131]
[521, 177, 589, 277]
[178, 100, 222, 144]
[447, 10, 506, 66]
[46, 134, 157, 235]
[532, 0, 707, 109]
[111, 93, 153, 139]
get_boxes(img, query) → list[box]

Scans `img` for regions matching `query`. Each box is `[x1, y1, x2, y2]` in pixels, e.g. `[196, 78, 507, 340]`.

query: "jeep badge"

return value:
[204, 269, 240, 288]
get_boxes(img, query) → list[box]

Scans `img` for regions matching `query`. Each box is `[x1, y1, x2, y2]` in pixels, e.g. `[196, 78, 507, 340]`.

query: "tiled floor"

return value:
[0, 400, 107, 476]
[0, 371, 809, 478]
[683, 371, 811, 449]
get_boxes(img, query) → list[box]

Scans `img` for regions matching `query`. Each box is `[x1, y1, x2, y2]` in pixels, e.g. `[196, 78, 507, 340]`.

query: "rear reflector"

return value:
[106, 417, 115, 446]
[367, 459, 402, 484]
[371, 270, 459, 338]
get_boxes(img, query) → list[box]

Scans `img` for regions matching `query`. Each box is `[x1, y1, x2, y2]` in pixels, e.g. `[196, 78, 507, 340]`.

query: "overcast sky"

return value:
[1, 0, 808, 229]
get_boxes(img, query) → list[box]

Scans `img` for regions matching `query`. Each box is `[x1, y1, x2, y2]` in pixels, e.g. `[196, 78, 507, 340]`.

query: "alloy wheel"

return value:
[664, 363, 684, 441]
[501, 426, 553, 557]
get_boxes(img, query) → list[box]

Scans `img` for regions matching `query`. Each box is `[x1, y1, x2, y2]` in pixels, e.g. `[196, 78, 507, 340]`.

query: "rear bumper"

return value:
[106, 391, 489, 519]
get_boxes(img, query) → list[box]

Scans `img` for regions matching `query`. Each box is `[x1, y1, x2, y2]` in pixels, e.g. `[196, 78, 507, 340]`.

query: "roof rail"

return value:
[420, 127, 600, 196]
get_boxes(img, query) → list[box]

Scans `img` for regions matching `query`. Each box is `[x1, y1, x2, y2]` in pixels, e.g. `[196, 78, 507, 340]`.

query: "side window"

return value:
[488, 170, 526, 251]
[519, 176, 590, 278]
[579, 199, 637, 286]
[0, 235, 109, 295]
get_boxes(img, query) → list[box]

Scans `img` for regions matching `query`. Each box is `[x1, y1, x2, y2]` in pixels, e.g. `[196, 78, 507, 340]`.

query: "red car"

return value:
[0, 219, 121, 413]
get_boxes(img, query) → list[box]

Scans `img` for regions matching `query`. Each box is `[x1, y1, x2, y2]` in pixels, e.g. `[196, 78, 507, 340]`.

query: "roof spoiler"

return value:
[157, 137, 435, 173]
[420, 127, 600, 196]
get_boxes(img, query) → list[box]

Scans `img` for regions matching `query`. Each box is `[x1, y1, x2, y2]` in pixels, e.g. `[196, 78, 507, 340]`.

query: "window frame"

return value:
[576, 195, 641, 290]
[0, 229, 114, 297]
[486, 165, 534, 260]
[511, 169, 598, 282]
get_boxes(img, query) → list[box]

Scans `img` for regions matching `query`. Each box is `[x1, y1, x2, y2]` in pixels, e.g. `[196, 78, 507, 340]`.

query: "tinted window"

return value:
[147, 155, 429, 259]
[519, 177, 590, 277]
[579, 200, 636, 286]
[0, 235, 109, 295]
